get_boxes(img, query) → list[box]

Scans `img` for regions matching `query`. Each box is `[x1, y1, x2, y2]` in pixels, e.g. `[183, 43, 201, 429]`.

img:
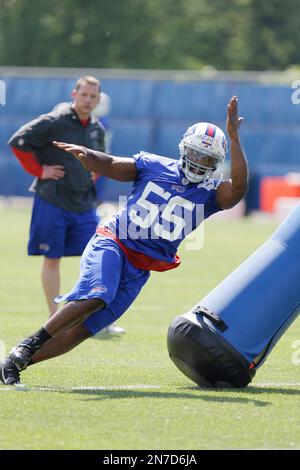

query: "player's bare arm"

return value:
[216, 96, 248, 210]
[52, 141, 137, 182]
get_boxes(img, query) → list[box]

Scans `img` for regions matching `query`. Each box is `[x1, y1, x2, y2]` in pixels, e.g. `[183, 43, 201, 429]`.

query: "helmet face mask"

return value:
[179, 122, 227, 183]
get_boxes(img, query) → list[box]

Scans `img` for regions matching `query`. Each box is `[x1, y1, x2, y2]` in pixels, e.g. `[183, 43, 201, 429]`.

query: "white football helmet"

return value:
[92, 92, 111, 118]
[179, 122, 227, 183]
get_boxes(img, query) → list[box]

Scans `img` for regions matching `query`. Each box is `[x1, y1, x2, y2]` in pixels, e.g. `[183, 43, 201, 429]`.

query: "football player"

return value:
[0, 96, 248, 386]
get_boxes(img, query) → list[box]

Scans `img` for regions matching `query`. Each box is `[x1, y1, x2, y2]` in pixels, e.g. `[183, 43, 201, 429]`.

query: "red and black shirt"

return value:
[8, 103, 105, 213]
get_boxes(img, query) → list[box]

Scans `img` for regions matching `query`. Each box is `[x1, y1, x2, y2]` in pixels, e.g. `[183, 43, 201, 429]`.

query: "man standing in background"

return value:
[8, 76, 124, 334]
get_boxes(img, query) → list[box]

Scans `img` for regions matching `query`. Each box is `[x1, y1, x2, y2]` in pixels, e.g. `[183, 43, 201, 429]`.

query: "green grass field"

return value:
[0, 206, 299, 450]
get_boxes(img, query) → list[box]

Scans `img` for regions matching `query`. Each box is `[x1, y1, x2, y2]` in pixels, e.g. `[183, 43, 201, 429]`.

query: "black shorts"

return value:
[167, 315, 255, 388]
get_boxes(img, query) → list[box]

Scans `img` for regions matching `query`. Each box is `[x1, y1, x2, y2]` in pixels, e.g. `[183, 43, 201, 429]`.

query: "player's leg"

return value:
[30, 324, 92, 364]
[1, 247, 149, 386]
[41, 257, 61, 316]
[4, 298, 104, 375]
[44, 298, 105, 335]
[1, 235, 123, 384]
[0, 315, 95, 386]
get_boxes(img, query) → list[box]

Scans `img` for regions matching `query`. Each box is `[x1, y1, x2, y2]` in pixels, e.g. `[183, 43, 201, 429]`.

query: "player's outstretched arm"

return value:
[52, 141, 137, 182]
[216, 96, 248, 210]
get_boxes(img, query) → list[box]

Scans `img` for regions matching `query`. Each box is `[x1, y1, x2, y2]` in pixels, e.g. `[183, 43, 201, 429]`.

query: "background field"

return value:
[0, 206, 299, 450]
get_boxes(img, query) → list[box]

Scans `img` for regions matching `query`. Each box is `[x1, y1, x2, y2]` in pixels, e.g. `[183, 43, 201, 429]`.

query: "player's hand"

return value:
[91, 171, 100, 183]
[226, 96, 244, 140]
[53, 141, 89, 162]
[41, 164, 65, 180]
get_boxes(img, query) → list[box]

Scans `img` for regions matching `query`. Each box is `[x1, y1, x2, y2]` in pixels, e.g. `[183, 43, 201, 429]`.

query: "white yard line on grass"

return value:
[0, 382, 300, 392]
[253, 382, 300, 387]
[0, 384, 162, 392]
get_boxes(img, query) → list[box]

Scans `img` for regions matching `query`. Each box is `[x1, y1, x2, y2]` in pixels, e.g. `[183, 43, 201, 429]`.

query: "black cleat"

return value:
[0, 357, 22, 386]
[9, 337, 40, 371]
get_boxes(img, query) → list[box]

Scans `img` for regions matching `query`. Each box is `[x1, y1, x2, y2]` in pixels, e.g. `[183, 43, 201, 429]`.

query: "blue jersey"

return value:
[106, 152, 222, 262]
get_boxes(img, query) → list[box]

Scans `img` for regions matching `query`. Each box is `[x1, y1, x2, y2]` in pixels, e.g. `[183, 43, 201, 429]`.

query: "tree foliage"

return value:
[0, 0, 299, 70]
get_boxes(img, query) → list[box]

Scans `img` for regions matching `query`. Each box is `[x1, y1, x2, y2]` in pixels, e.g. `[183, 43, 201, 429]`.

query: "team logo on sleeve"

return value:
[171, 184, 185, 193]
[89, 285, 108, 294]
